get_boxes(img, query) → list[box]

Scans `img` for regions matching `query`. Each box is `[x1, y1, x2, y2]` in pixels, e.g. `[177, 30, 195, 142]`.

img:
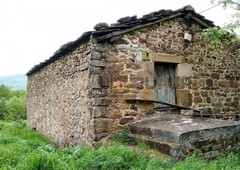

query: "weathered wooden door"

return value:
[155, 63, 176, 104]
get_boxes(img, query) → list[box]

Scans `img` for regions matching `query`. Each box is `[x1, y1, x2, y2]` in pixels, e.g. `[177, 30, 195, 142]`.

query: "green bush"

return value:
[0, 85, 26, 121]
[4, 96, 26, 121]
[114, 126, 137, 145]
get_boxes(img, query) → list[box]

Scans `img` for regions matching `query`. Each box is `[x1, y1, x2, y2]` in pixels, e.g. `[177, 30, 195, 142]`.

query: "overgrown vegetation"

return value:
[114, 126, 138, 145]
[204, 0, 240, 58]
[0, 120, 240, 169]
[0, 85, 26, 121]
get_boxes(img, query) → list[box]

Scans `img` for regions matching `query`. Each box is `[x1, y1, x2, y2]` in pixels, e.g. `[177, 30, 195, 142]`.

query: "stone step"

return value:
[128, 113, 240, 159]
[140, 108, 180, 120]
[131, 134, 184, 159]
[129, 113, 240, 145]
[130, 122, 180, 144]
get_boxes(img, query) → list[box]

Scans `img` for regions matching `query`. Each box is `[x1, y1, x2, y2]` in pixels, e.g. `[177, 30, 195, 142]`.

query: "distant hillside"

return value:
[0, 74, 27, 90]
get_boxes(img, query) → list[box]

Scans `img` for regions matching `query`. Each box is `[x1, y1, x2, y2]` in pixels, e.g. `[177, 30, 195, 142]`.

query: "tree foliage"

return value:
[214, 0, 240, 33]
[0, 85, 12, 100]
[0, 85, 26, 121]
[204, 0, 240, 57]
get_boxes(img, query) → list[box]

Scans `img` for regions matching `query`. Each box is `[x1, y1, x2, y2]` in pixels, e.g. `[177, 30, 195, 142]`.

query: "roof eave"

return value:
[26, 31, 93, 76]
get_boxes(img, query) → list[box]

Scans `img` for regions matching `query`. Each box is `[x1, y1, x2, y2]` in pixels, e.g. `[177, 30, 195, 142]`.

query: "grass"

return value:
[0, 120, 240, 169]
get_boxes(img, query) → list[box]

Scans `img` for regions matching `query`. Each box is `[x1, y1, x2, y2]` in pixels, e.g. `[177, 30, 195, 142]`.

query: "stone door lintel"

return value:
[152, 53, 182, 63]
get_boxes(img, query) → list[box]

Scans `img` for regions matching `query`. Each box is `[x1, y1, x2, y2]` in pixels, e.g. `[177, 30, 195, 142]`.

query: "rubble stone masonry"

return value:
[90, 18, 239, 140]
[27, 17, 240, 147]
[27, 41, 93, 147]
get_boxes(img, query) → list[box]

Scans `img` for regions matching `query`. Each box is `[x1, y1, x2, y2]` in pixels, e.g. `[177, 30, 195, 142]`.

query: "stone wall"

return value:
[90, 17, 240, 143]
[179, 131, 240, 159]
[27, 41, 92, 147]
[27, 16, 240, 147]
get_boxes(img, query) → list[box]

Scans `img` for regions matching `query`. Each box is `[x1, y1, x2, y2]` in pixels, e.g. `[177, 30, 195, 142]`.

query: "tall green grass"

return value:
[0, 120, 239, 170]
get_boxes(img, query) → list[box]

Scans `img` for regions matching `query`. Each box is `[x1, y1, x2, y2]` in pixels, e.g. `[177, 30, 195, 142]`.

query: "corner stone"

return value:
[91, 60, 106, 67]
[92, 106, 107, 118]
[91, 51, 102, 60]
[94, 118, 113, 134]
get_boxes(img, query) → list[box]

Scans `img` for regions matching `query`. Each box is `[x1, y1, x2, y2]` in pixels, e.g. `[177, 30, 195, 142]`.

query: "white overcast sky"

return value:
[0, 0, 235, 76]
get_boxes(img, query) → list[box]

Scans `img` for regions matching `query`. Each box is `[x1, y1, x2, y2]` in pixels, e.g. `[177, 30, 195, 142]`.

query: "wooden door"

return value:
[155, 63, 176, 104]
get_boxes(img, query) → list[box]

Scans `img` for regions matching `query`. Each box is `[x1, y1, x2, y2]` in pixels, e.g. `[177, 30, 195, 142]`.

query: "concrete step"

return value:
[128, 113, 240, 159]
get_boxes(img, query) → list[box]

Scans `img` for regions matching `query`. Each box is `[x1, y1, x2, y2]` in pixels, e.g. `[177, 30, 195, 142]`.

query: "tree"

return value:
[0, 99, 6, 119]
[0, 85, 12, 100]
[204, 0, 240, 57]
[0, 85, 27, 121]
[214, 0, 239, 33]
[4, 96, 26, 121]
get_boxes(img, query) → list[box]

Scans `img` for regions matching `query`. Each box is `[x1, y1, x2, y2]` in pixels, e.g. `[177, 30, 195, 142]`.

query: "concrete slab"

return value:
[129, 113, 240, 146]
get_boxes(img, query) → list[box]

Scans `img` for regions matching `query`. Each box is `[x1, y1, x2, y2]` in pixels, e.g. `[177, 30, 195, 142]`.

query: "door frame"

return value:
[154, 62, 177, 104]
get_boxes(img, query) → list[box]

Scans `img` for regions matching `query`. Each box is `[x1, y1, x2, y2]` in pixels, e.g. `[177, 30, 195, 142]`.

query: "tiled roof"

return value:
[26, 5, 215, 76]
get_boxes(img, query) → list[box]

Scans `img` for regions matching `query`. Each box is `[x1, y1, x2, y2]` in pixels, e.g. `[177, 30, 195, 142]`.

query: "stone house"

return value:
[27, 5, 240, 151]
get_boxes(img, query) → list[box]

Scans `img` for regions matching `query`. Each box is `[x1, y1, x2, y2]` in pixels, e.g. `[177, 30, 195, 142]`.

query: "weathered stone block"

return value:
[91, 51, 101, 60]
[229, 81, 238, 88]
[176, 63, 193, 77]
[105, 109, 122, 119]
[176, 90, 192, 107]
[120, 116, 134, 124]
[92, 106, 107, 117]
[91, 60, 106, 67]
[211, 73, 220, 79]
[200, 91, 208, 97]
[207, 97, 211, 103]
[100, 75, 111, 87]
[126, 62, 141, 70]
[210, 150, 220, 158]
[91, 75, 101, 89]
[136, 70, 154, 88]
[125, 111, 138, 116]
[201, 144, 212, 152]
[138, 89, 155, 100]
[80, 62, 89, 71]
[113, 75, 128, 82]
[194, 96, 202, 103]
[212, 144, 222, 150]
[94, 119, 113, 134]
[112, 85, 131, 93]
[92, 89, 108, 97]
[141, 51, 150, 61]
[206, 79, 213, 87]
[90, 67, 103, 74]
[153, 53, 182, 63]
[139, 37, 148, 44]
[199, 79, 206, 87]
[218, 80, 228, 87]
[138, 103, 154, 111]
[93, 98, 109, 106]
[142, 62, 154, 72]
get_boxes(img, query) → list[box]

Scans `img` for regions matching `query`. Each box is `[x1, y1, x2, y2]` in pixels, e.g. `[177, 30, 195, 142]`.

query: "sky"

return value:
[0, 0, 235, 76]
